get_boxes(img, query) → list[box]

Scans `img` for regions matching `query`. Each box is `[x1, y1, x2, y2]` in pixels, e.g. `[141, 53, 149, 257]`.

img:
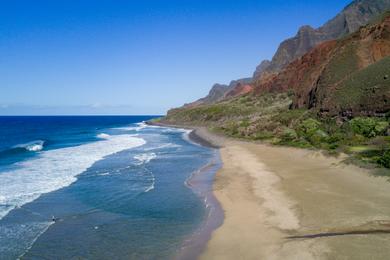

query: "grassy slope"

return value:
[333, 57, 390, 112]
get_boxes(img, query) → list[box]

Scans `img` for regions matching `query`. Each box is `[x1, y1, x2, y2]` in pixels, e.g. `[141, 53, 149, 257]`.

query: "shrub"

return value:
[281, 128, 298, 142]
[272, 109, 306, 126]
[309, 129, 329, 145]
[377, 150, 390, 168]
[327, 132, 344, 144]
[253, 131, 273, 140]
[297, 118, 322, 136]
[375, 121, 389, 135]
[349, 117, 389, 138]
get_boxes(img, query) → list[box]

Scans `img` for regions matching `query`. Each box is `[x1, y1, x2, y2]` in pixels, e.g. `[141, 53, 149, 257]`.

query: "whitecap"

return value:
[14, 140, 45, 152]
[134, 153, 156, 165]
[97, 133, 110, 139]
[0, 135, 145, 220]
[115, 122, 149, 132]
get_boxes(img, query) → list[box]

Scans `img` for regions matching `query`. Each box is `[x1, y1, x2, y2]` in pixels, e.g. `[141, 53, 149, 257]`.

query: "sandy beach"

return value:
[190, 128, 390, 260]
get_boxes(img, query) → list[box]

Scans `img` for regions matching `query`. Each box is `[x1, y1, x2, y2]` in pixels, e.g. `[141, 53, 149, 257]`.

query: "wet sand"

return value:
[190, 128, 390, 260]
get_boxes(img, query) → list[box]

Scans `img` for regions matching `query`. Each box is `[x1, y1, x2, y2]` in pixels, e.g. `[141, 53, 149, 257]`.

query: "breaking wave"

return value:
[0, 134, 146, 220]
[14, 140, 45, 152]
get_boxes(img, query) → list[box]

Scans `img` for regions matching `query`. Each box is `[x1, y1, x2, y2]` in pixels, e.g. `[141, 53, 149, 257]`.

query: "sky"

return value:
[0, 0, 352, 115]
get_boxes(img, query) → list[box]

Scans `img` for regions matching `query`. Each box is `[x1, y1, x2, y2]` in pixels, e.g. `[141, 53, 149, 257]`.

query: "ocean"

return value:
[0, 116, 221, 259]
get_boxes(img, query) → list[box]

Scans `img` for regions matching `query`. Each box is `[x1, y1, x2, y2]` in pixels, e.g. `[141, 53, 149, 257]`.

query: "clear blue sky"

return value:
[0, 0, 351, 115]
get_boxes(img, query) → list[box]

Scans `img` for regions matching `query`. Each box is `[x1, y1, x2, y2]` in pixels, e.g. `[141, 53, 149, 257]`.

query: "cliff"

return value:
[253, 0, 390, 79]
[254, 12, 390, 116]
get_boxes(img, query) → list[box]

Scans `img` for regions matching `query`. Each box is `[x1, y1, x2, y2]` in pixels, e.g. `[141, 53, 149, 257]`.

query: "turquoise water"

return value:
[0, 116, 219, 259]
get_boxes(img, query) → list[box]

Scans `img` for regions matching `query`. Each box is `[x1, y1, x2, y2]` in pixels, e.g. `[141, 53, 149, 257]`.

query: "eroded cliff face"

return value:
[253, 0, 390, 80]
[254, 14, 390, 116]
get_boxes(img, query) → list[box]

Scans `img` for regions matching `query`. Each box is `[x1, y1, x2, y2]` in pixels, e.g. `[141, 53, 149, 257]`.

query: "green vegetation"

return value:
[349, 117, 388, 137]
[331, 57, 390, 112]
[163, 12, 390, 174]
[165, 92, 390, 172]
[320, 43, 359, 87]
[378, 150, 390, 168]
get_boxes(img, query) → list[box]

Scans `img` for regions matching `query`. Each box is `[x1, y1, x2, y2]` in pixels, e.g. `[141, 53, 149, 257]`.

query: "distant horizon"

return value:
[0, 0, 351, 115]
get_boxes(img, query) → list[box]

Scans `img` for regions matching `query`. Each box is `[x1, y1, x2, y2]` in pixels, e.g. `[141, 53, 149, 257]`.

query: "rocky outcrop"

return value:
[224, 83, 254, 98]
[253, 0, 390, 80]
[184, 78, 252, 107]
[253, 60, 271, 79]
[184, 83, 229, 107]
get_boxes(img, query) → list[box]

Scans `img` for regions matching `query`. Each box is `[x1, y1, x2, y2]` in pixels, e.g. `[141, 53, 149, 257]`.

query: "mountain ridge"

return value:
[253, 0, 390, 79]
[253, 12, 390, 116]
[185, 0, 390, 109]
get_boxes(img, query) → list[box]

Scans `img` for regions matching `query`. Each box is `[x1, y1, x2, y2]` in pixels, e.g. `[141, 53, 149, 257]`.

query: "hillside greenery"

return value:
[164, 92, 390, 173]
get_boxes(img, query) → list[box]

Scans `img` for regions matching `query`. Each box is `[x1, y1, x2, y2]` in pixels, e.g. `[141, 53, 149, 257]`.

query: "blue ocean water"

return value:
[0, 116, 220, 259]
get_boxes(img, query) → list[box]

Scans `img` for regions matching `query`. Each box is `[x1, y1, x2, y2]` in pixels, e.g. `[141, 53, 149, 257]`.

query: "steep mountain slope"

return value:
[254, 13, 390, 116]
[253, 0, 390, 79]
[188, 0, 390, 109]
[183, 78, 251, 107]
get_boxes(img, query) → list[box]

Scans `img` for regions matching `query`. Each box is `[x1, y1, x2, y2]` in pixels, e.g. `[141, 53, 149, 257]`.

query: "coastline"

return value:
[2, 120, 222, 259]
[147, 121, 225, 259]
[176, 150, 223, 260]
[152, 121, 390, 259]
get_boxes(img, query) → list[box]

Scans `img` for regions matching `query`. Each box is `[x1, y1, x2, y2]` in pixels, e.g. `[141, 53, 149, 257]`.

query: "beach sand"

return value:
[191, 128, 390, 260]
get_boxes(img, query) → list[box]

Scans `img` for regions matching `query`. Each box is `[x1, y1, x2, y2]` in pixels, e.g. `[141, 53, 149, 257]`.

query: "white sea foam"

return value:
[14, 140, 45, 152]
[97, 133, 110, 139]
[96, 172, 110, 176]
[143, 168, 155, 193]
[181, 130, 201, 147]
[115, 122, 149, 132]
[134, 153, 157, 165]
[143, 143, 181, 151]
[0, 135, 145, 220]
[0, 221, 54, 259]
[144, 182, 154, 193]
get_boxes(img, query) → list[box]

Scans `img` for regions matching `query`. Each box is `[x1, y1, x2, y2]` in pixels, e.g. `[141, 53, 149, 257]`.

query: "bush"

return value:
[327, 132, 344, 144]
[375, 121, 389, 135]
[309, 129, 329, 145]
[297, 118, 322, 136]
[281, 128, 298, 142]
[349, 117, 388, 138]
[253, 131, 273, 140]
[273, 109, 307, 126]
[377, 150, 390, 168]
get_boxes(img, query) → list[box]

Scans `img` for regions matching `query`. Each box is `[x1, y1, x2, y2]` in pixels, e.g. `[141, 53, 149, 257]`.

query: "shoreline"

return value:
[151, 120, 390, 259]
[147, 120, 225, 259]
[176, 150, 223, 260]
